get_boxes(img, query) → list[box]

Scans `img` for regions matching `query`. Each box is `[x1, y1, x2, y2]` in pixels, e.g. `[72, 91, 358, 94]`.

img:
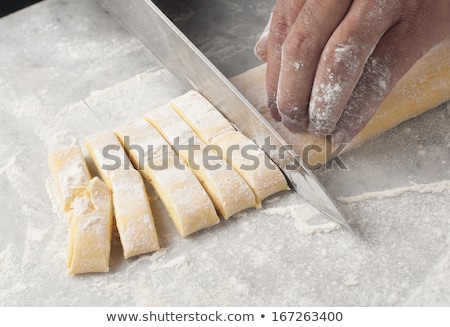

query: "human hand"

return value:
[255, 0, 450, 143]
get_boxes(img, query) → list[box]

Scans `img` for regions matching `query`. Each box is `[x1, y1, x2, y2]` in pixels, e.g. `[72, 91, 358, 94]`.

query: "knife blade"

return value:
[100, 0, 351, 230]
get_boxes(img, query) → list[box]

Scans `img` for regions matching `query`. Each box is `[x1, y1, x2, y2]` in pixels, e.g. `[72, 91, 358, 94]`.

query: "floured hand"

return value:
[255, 0, 450, 143]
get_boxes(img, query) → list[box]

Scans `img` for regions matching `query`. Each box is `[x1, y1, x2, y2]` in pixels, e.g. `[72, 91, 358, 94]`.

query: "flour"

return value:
[404, 252, 450, 306]
[1, 169, 67, 305]
[337, 180, 450, 204]
[71, 196, 93, 218]
[45, 174, 66, 220]
[344, 274, 359, 287]
[261, 204, 341, 236]
[0, 156, 17, 175]
[148, 255, 188, 272]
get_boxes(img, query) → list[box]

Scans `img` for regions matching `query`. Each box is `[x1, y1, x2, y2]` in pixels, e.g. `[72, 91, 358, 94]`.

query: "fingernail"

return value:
[269, 100, 281, 121]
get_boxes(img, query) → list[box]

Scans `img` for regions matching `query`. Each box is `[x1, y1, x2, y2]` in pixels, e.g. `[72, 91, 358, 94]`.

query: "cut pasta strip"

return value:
[84, 131, 131, 189]
[67, 177, 113, 274]
[114, 119, 219, 237]
[211, 131, 290, 207]
[144, 106, 256, 219]
[48, 146, 91, 211]
[169, 90, 235, 143]
[110, 169, 160, 258]
[85, 132, 159, 258]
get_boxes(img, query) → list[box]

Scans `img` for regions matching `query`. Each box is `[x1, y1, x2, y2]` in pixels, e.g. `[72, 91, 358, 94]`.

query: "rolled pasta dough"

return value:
[230, 36, 450, 164]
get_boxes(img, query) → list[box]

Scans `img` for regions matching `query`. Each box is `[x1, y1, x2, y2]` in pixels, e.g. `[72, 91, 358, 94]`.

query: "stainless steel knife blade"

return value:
[100, 0, 351, 230]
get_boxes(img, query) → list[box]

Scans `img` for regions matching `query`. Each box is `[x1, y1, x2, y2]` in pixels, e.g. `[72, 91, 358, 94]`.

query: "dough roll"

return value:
[231, 36, 450, 164]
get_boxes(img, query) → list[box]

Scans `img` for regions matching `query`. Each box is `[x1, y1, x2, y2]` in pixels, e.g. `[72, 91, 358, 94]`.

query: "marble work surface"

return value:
[0, 0, 449, 306]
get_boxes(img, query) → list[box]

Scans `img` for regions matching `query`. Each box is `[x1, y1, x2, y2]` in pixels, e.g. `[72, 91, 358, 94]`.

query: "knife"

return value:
[100, 0, 351, 231]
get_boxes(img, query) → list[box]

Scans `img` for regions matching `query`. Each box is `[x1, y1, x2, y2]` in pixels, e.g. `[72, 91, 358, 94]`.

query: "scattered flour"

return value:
[338, 180, 450, 204]
[403, 252, 450, 306]
[262, 204, 341, 235]
[148, 255, 188, 272]
[0, 156, 17, 175]
[344, 274, 359, 287]
[45, 174, 66, 220]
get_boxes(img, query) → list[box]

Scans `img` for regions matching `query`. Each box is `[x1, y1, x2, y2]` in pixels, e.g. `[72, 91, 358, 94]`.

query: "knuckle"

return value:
[269, 21, 290, 50]
[321, 41, 363, 76]
[282, 31, 315, 60]
[269, 4, 292, 46]
[402, 1, 434, 24]
[398, 1, 444, 40]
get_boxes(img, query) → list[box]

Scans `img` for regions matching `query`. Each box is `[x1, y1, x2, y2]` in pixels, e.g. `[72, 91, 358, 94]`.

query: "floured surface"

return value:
[1, 0, 450, 307]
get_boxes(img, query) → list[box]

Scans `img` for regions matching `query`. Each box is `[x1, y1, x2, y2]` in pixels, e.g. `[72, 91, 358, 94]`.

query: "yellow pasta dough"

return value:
[231, 36, 450, 164]
[109, 169, 160, 258]
[48, 146, 91, 211]
[85, 132, 160, 258]
[211, 131, 290, 207]
[114, 119, 220, 237]
[168, 91, 289, 206]
[67, 177, 113, 274]
[144, 105, 256, 219]
[170, 90, 235, 143]
[84, 131, 131, 189]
